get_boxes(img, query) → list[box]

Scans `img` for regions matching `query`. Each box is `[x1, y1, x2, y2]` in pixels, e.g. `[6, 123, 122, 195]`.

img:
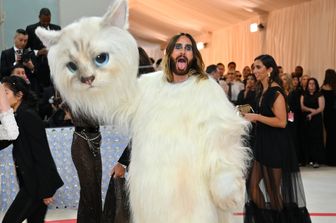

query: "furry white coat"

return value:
[129, 71, 249, 223]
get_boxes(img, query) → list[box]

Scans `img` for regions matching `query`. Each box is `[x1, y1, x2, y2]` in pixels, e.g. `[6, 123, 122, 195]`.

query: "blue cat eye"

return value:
[94, 53, 109, 67]
[66, 62, 78, 73]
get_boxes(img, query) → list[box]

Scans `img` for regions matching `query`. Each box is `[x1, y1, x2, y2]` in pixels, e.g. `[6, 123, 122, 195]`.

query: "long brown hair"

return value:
[322, 69, 336, 90]
[162, 33, 207, 83]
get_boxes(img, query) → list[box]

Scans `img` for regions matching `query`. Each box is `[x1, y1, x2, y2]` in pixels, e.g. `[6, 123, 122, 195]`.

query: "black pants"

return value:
[2, 188, 47, 223]
[71, 131, 102, 223]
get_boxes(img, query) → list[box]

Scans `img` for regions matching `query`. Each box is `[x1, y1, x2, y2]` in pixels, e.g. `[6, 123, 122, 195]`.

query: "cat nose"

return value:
[80, 75, 95, 85]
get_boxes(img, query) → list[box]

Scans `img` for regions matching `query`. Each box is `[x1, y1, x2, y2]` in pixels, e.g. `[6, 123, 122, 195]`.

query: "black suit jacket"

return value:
[0, 102, 63, 199]
[0, 47, 39, 91]
[26, 23, 61, 87]
[118, 141, 131, 167]
[0, 47, 37, 78]
[0, 48, 16, 78]
[26, 22, 61, 50]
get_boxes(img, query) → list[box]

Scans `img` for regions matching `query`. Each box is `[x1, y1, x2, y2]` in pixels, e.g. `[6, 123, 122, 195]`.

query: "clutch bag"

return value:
[236, 104, 254, 113]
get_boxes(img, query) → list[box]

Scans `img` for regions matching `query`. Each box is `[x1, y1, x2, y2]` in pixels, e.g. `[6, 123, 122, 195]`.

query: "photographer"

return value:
[0, 29, 38, 92]
[45, 96, 72, 127]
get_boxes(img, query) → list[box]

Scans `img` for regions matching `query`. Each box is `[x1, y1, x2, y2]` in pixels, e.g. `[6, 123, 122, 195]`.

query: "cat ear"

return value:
[35, 27, 61, 48]
[101, 0, 129, 29]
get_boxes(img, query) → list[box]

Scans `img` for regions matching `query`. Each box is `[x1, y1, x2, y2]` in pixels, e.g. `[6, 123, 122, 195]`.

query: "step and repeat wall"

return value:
[0, 126, 129, 211]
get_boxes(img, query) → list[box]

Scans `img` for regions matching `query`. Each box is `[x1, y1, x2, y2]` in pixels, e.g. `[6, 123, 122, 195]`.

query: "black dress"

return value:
[321, 89, 336, 165]
[236, 89, 257, 112]
[71, 116, 102, 223]
[287, 89, 302, 164]
[301, 92, 324, 164]
[244, 86, 311, 223]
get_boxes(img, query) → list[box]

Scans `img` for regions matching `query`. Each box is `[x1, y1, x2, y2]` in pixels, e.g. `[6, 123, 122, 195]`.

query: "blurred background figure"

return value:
[300, 77, 325, 168]
[26, 8, 61, 89]
[242, 65, 252, 84]
[321, 69, 336, 166]
[138, 47, 155, 77]
[155, 58, 162, 71]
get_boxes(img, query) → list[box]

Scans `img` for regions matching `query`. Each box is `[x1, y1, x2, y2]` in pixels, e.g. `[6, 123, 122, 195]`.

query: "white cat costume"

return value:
[36, 0, 250, 222]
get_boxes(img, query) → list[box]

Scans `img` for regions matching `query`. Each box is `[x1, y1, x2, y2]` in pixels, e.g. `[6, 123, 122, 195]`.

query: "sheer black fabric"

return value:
[102, 177, 130, 223]
[71, 117, 102, 223]
[321, 89, 336, 166]
[244, 86, 311, 223]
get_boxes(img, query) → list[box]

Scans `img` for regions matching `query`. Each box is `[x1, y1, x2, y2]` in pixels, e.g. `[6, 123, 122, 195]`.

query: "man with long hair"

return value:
[126, 32, 250, 223]
[162, 33, 208, 83]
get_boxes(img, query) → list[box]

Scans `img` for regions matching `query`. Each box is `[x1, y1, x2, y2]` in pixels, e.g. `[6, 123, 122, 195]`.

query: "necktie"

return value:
[228, 83, 232, 101]
[16, 49, 23, 55]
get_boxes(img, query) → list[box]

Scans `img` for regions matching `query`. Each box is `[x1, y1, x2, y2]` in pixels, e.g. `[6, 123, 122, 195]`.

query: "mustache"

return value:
[176, 55, 188, 63]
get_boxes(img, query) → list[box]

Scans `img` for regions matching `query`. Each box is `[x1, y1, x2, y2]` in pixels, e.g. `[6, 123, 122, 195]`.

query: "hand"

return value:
[16, 54, 22, 62]
[0, 84, 11, 113]
[306, 114, 312, 121]
[43, 197, 54, 206]
[23, 60, 34, 70]
[243, 113, 259, 123]
[37, 48, 48, 56]
[111, 163, 126, 178]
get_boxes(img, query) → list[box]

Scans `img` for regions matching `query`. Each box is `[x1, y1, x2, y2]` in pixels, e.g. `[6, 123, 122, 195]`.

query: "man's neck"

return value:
[173, 74, 189, 83]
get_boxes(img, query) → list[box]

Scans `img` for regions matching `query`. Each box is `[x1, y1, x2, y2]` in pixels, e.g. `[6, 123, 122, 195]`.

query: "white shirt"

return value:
[222, 81, 244, 102]
[0, 108, 19, 140]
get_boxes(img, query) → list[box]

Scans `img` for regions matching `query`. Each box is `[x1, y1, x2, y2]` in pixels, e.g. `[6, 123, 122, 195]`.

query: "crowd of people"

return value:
[0, 4, 335, 223]
[206, 61, 336, 168]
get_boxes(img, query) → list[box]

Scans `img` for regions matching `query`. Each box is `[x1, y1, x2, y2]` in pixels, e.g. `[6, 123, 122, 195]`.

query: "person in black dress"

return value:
[236, 73, 257, 148]
[321, 69, 336, 166]
[71, 114, 102, 223]
[0, 76, 63, 223]
[281, 73, 302, 165]
[243, 54, 311, 223]
[300, 78, 325, 168]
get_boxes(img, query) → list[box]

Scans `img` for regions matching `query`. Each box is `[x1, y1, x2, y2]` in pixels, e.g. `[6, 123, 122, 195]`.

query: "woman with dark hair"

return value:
[237, 73, 257, 111]
[243, 54, 311, 223]
[0, 76, 63, 223]
[321, 69, 336, 166]
[301, 77, 325, 167]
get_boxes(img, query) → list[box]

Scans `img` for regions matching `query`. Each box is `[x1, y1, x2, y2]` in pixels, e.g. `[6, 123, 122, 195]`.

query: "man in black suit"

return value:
[26, 8, 61, 88]
[0, 29, 37, 88]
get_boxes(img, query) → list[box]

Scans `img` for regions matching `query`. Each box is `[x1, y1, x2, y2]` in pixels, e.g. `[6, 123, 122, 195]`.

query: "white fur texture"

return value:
[36, 0, 251, 222]
[127, 72, 250, 223]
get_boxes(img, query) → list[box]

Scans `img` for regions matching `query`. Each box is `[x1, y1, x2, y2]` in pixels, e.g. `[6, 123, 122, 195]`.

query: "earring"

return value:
[268, 73, 271, 77]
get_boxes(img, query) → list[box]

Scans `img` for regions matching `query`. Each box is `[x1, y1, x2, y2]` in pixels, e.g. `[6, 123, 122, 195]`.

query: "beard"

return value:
[170, 56, 192, 76]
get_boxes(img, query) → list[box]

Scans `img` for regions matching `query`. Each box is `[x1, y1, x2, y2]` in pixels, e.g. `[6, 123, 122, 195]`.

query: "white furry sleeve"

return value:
[0, 108, 19, 140]
[202, 80, 251, 211]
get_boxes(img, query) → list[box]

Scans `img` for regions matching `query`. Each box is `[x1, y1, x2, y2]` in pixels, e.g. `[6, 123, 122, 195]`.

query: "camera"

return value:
[18, 49, 34, 63]
[49, 96, 63, 107]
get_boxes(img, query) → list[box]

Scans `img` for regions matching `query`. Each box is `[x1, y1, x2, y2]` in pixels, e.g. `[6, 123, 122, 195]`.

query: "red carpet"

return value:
[45, 220, 76, 223]
[234, 212, 336, 217]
